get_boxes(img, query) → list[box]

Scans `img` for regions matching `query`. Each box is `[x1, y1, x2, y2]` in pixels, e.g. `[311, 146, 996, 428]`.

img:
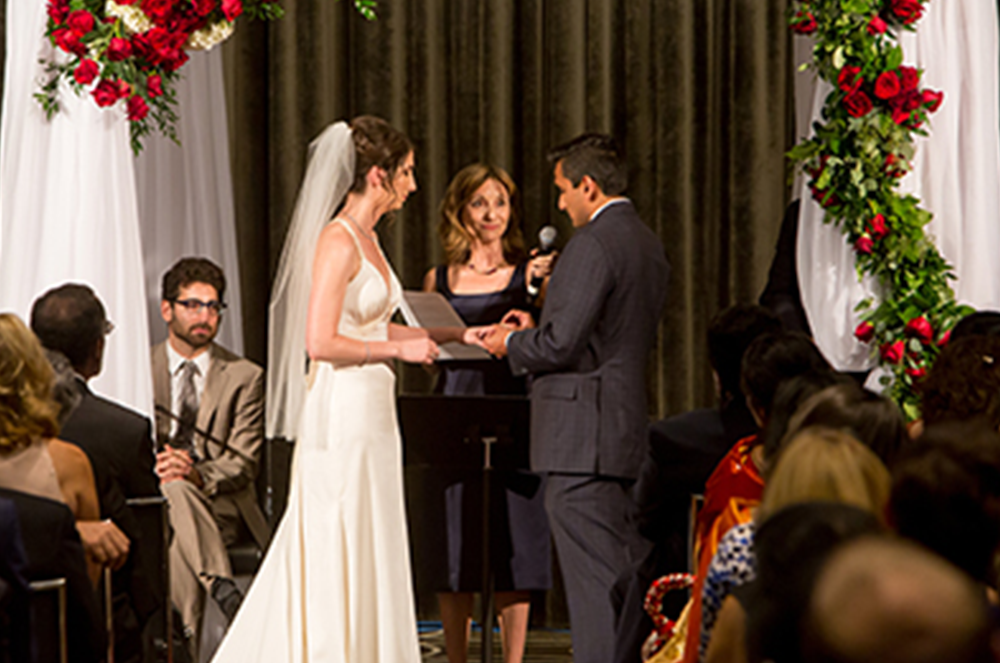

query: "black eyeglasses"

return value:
[104, 319, 115, 336]
[172, 298, 227, 315]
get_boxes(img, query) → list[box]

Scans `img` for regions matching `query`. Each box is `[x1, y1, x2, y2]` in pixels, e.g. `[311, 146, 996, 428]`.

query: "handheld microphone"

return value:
[530, 226, 558, 292]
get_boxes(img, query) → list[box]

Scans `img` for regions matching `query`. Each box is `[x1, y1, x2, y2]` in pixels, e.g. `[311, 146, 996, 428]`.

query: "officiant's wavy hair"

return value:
[349, 115, 414, 195]
[547, 133, 627, 196]
[0, 314, 59, 454]
[439, 164, 527, 266]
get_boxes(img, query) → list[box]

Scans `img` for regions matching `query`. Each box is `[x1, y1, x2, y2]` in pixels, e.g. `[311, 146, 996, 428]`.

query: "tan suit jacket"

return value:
[151, 341, 270, 548]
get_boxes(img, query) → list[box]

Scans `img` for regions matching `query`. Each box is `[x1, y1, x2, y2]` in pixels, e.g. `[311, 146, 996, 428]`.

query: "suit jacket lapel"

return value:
[197, 344, 228, 458]
[151, 343, 171, 447]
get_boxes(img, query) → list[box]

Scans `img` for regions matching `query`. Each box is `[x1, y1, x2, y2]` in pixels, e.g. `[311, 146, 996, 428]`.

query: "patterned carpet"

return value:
[419, 623, 574, 662]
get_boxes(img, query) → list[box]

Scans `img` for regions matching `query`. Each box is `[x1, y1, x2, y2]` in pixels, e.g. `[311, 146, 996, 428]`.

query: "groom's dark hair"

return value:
[162, 257, 227, 303]
[547, 133, 627, 196]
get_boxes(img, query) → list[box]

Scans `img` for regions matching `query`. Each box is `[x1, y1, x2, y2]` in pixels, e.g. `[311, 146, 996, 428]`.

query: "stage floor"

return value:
[419, 624, 574, 662]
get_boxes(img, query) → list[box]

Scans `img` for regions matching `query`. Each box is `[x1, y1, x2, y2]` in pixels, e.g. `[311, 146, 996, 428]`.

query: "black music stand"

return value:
[399, 395, 531, 663]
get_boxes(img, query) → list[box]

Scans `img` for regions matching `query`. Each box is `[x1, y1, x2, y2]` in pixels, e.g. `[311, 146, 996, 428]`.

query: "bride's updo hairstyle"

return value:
[348, 115, 414, 194]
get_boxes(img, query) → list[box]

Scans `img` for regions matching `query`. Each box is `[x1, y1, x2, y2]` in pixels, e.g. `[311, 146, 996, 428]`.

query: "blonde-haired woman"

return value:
[0, 313, 103, 563]
[419, 163, 554, 663]
[700, 427, 890, 663]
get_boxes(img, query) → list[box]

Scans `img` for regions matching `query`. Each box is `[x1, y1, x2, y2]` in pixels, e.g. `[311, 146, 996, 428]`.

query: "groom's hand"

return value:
[481, 323, 515, 358]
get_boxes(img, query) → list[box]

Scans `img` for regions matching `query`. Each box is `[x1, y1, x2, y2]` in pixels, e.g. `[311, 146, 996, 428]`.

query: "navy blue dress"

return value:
[415, 263, 551, 593]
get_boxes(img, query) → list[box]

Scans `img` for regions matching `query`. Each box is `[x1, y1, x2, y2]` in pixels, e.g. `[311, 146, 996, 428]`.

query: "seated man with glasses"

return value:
[152, 257, 269, 660]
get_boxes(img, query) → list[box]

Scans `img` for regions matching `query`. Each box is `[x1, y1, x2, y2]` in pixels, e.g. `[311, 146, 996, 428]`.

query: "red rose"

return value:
[891, 107, 911, 126]
[905, 366, 927, 380]
[127, 95, 149, 121]
[922, 89, 944, 112]
[937, 329, 951, 347]
[838, 65, 863, 93]
[874, 71, 901, 100]
[140, 0, 175, 22]
[222, 0, 243, 21]
[73, 59, 100, 85]
[891, 0, 924, 25]
[116, 79, 132, 98]
[868, 213, 888, 239]
[146, 74, 163, 98]
[47, 0, 70, 24]
[843, 89, 873, 118]
[898, 66, 920, 92]
[880, 340, 906, 364]
[868, 15, 887, 35]
[92, 79, 121, 107]
[905, 316, 934, 344]
[855, 234, 874, 254]
[106, 37, 133, 62]
[193, 0, 215, 16]
[66, 9, 95, 34]
[53, 28, 87, 56]
[791, 11, 817, 35]
[854, 322, 876, 343]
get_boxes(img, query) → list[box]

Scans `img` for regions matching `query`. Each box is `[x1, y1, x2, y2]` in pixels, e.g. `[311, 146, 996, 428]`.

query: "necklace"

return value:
[342, 212, 377, 242]
[466, 261, 506, 276]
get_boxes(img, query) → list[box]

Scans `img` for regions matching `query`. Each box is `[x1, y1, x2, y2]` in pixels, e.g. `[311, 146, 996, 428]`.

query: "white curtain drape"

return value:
[0, 0, 153, 417]
[796, 0, 1000, 371]
[135, 49, 244, 355]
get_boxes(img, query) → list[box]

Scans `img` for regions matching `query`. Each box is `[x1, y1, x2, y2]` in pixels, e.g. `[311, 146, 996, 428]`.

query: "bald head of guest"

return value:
[30, 283, 109, 380]
[804, 536, 992, 663]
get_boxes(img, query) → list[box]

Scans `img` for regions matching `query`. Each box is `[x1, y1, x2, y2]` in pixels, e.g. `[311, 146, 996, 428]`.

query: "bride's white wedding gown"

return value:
[211, 219, 421, 662]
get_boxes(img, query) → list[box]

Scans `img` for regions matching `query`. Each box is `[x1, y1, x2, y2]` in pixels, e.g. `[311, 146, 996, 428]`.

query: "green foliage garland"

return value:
[787, 0, 971, 419]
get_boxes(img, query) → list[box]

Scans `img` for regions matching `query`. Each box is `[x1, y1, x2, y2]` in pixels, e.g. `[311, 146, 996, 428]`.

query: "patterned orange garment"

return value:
[682, 434, 763, 663]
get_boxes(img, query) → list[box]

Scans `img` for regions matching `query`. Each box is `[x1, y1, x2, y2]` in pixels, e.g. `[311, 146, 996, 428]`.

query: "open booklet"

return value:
[398, 291, 492, 361]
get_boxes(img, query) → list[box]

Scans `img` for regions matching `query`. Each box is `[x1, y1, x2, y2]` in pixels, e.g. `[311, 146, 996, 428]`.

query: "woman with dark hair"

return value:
[418, 163, 554, 663]
[215, 118, 477, 663]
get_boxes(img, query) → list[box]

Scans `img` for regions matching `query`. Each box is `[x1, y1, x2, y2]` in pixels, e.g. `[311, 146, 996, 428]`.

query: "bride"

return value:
[212, 117, 474, 662]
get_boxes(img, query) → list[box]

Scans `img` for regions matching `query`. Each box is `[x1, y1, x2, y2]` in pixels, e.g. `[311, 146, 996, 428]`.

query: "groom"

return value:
[480, 133, 670, 663]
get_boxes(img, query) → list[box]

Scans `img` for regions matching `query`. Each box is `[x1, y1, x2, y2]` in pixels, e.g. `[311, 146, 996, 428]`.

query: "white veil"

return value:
[266, 122, 355, 439]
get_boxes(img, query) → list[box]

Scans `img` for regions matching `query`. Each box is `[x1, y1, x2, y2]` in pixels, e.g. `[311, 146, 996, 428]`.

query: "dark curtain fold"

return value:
[221, 0, 793, 416]
[0, 0, 793, 415]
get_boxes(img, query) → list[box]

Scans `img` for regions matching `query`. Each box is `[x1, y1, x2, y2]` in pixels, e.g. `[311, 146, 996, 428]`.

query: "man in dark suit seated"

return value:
[0, 487, 105, 663]
[31, 284, 161, 663]
[610, 304, 781, 663]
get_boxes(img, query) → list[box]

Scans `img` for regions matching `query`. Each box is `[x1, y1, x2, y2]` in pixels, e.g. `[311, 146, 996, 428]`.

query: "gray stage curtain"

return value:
[221, 0, 794, 417]
[0, 0, 793, 415]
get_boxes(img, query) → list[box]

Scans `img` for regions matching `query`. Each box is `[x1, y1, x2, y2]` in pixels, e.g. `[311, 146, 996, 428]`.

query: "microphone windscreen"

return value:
[538, 225, 558, 251]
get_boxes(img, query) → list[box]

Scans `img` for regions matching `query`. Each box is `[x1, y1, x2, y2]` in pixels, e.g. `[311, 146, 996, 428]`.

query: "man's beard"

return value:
[175, 323, 217, 349]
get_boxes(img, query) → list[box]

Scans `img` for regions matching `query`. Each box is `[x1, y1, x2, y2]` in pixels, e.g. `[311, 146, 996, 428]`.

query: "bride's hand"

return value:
[397, 337, 440, 364]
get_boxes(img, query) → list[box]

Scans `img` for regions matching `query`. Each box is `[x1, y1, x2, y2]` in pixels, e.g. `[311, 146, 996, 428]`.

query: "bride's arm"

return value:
[307, 224, 438, 365]
[389, 323, 475, 346]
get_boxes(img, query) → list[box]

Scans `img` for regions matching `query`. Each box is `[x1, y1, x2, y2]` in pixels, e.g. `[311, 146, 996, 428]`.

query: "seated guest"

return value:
[700, 427, 891, 663]
[889, 420, 1000, 587]
[683, 331, 831, 662]
[919, 335, 1000, 431]
[31, 284, 161, 663]
[0, 313, 112, 576]
[0, 487, 105, 663]
[778, 382, 909, 469]
[0, 313, 106, 661]
[949, 310, 1000, 341]
[614, 305, 780, 663]
[152, 257, 269, 659]
[708, 503, 883, 663]
[804, 537, 991, 663]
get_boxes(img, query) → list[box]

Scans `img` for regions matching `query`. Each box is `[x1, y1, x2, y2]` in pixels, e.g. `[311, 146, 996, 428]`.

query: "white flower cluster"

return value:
[185, 20, 234, 51]
[105, 0, 152, 34]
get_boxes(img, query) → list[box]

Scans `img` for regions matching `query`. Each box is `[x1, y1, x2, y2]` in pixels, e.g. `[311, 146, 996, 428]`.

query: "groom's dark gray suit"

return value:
[507, 199, 669, 663]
